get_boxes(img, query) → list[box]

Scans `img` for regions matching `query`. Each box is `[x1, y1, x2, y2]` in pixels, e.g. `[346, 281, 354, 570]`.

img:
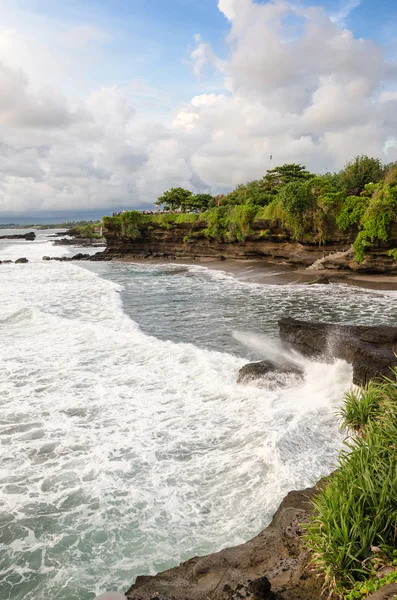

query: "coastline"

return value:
[114, 255, 397, 291]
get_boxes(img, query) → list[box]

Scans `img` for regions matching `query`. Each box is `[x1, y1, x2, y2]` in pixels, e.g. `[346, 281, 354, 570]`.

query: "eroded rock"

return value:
[279, 317, 397, 386]
[237, 360, 304, 387]
[125, 485, 323, 600]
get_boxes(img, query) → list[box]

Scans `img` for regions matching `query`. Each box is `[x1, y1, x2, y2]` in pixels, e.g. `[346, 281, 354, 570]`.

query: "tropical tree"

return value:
[337, 155, 385, 195]
[262, 163, 312, 192]
[156, 187, 193, 212]
[190, 193, 213, 211]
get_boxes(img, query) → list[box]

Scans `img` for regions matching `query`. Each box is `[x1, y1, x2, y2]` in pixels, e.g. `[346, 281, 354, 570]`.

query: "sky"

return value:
[0, 0, 397, 220]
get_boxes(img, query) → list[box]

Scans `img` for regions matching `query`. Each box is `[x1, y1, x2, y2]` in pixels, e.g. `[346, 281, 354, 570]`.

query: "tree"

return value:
[262, 163, 312, 192]
[190, 193, 213, 211]
[156, 187, 193, 212]
[337, 155, 385, 195]
[279, 180, 315, 215]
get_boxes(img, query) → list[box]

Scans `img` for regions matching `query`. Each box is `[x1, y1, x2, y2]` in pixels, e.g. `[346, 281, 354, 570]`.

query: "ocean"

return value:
[1, 230, 397, 600]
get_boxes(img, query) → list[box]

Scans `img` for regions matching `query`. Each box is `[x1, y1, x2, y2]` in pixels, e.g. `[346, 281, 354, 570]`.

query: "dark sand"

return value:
[116, 256, 397, 291]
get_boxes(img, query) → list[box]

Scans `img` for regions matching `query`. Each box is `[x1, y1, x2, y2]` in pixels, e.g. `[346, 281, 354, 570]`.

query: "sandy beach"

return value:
[115, 256, 397, 291]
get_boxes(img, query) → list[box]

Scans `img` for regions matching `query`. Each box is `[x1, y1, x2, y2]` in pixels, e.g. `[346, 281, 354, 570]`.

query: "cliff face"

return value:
[103, 219, 356, 268]
[126, 483, 323, 600]
[103, 217, 397, 273]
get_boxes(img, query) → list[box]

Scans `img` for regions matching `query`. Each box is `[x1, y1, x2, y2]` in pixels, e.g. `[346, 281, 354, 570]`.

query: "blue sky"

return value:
[0, 0, 396, 218]
[13, 0, 397, 99]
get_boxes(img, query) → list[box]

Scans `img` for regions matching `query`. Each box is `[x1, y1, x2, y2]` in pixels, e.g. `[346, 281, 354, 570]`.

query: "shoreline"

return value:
[114, 255, 397, 291]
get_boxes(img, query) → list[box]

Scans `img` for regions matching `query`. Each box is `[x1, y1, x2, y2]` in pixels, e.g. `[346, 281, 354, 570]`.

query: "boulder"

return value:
[279, 317, 397, 386]
[15, 257, 28, 263]
[238, 360, 304, 386]
[42, 256, 51, 261]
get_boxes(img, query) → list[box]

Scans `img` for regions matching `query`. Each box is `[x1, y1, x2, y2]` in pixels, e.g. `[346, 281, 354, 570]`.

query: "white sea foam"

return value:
[0, 255, 355, 600]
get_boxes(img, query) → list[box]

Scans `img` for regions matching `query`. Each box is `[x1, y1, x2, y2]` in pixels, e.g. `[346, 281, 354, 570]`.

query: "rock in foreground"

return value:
[126, 485, 322, 600]
[279, 317, 397, 386]
[237, 360, 304, 387]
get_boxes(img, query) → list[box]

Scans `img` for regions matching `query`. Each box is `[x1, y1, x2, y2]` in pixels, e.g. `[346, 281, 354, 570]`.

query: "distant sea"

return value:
[1, 229, 397, 600]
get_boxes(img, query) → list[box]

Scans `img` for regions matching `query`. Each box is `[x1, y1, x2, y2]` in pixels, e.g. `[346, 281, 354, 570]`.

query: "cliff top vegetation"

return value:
[103, 155, 397, 262]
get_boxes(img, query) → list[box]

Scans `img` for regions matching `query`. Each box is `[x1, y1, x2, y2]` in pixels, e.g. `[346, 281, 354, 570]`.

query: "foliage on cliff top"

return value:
[305, 369, 397, 599]
[103, 156, 397, 252]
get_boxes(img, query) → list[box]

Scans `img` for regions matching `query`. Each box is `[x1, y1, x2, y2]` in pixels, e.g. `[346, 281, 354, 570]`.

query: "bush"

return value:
[305, 369, 397, 597]
[203, 204, 258, 242]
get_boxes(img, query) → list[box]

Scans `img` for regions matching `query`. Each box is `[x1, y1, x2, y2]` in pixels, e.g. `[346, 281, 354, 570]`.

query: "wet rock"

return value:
[279, 317, 397, 386]
[15, 257, 28, 263]
[43, 256, 51, 261]
[237, 360, 304, 386]
[125, 485, 323, 600]
[307, 276, 330, 285]
[0, 232, 35, 240]
[3, 260, 13, 264]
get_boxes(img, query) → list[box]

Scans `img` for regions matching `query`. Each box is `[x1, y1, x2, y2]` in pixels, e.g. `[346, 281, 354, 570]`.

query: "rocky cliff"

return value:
[103, 217, 397, 273]
[103, 218, 356, 268]
[126, 483, 323, 600]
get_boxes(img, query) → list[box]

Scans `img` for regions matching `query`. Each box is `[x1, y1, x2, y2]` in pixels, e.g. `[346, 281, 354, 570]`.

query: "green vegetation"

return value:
[103, 210, 200, 239]
[305, 369, 397, 598]
[0, 220, 101, 230]
[104, 155, 397, 258]
[71, 222, 103, 238]
[155, 187, 214, 212]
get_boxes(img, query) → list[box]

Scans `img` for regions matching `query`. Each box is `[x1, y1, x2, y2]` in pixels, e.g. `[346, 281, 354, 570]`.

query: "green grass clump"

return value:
[305, 368, 397, 598]
[203, 204, 258, 242]
[339, 383, 384, 435]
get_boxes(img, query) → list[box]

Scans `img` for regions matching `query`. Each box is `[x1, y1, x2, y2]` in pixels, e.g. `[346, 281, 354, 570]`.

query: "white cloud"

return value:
[330, 0, 361, 28]
[0, 0, 397, 216]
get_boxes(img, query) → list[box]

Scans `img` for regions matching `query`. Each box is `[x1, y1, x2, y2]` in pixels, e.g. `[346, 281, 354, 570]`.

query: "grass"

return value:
[304, 368, 397, 598]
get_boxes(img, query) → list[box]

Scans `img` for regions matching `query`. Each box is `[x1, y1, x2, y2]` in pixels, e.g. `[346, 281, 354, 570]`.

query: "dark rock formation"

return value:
[103, 219, 355, 267]
[237, 360, 304, 386]
[15, 257, 28, 263]
[279, 317, 397, 386]
[0, 232, 35, 240]
[126, 484, 323, 600]
[41, 252, 109, 262]
[307, 275, 330, 285]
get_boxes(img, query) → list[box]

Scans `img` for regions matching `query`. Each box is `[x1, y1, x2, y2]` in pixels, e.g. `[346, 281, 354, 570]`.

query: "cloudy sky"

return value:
[0, 0, 397, 220]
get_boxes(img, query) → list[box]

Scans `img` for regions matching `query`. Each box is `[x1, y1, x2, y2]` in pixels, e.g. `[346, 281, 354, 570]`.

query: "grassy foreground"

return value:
[305, 369, 397, 598]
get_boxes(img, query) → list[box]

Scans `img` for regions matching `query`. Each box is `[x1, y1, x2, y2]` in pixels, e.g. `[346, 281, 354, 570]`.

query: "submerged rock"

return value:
[237, 360, 304, 386]
[279, 317, 397, 386]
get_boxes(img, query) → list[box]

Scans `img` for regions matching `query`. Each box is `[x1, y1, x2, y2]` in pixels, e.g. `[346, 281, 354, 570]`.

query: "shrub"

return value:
[305, 369, 397, 598]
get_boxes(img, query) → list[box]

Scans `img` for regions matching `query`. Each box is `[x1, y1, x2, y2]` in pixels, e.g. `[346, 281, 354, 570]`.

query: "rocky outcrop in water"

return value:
[278, 317, 397, 386]
[0, 232, 35, 240]
[42, 252, 110, 262]
[237, 360, 304, 386]
[125, 484, 323, 600]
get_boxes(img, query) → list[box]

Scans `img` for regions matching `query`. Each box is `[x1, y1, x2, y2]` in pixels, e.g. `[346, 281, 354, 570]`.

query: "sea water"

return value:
[1, 231, 397, 600]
